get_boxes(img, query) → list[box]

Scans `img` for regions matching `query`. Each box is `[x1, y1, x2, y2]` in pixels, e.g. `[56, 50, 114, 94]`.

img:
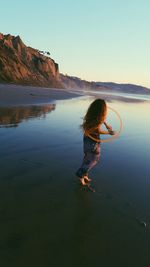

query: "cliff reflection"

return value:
[0, 104, 56, 127]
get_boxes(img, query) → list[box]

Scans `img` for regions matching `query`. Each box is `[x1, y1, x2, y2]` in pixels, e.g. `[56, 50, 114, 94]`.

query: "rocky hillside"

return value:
[0, 33, 62, 87]
[0, 33, 149, 94]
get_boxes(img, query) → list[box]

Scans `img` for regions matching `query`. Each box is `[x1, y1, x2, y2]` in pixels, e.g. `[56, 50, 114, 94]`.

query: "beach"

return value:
[0, 83, 82, 106]
[0, 84, 150, 267]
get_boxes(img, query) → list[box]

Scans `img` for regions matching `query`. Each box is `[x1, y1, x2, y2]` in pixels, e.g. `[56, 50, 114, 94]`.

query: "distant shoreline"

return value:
[0, 83, 149, 107]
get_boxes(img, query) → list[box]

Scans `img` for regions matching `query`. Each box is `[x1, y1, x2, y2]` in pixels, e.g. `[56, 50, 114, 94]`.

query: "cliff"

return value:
[0, 33, 149, 94]
[0, 33, 62, 88]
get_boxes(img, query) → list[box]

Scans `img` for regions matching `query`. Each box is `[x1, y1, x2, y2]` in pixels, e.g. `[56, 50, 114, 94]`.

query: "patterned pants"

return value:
[76, 135, 101, 178]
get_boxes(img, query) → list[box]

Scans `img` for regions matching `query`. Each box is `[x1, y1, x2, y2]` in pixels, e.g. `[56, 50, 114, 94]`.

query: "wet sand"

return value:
[0, 86, 150, 267]
[0, 83, 82, 106]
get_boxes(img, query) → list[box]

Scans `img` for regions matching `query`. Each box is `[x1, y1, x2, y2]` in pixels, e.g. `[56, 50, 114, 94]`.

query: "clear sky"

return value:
[1, 0, 150, 88]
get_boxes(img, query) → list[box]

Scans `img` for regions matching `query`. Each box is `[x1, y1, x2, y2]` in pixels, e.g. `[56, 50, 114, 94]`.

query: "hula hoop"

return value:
[85, 106, 123, 143]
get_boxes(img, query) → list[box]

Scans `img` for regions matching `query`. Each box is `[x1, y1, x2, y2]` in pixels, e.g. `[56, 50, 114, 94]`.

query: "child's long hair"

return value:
[81, 99, 107, 134]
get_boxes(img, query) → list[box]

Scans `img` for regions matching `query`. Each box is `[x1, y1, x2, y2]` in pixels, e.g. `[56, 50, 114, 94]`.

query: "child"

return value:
[76, 98, 115, 186]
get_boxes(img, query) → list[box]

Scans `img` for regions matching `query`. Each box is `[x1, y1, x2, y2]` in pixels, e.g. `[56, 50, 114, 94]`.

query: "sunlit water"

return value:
[0, 93, 150, 267]
[91, 90, 150, 101]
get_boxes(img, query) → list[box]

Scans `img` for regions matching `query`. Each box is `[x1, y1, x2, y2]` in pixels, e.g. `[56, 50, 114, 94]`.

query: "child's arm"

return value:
[103, 121, 113, 131]
[98, 125, 116, 135]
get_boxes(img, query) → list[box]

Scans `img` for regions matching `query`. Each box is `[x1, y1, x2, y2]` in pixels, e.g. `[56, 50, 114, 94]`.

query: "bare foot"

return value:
[79, 177, 87, 186]
[83, 175, 91, 182]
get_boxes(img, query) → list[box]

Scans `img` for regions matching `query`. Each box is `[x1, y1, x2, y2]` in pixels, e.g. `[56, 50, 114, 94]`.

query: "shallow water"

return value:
[0, 93, 150, 267]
